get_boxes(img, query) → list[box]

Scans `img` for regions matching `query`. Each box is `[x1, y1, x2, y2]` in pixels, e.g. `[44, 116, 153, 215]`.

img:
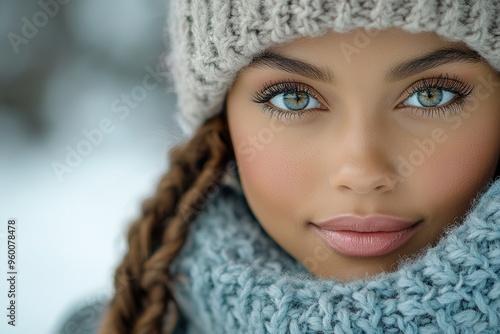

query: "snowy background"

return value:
[0, 1, 184, 333]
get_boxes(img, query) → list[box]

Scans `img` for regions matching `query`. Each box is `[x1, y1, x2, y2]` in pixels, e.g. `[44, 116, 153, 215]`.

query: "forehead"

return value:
[239, 28, 486, 85]
[269, 28, 463, 63]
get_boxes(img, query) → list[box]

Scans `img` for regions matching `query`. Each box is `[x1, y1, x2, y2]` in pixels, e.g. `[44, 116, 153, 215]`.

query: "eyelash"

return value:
[251, 75, 474, 119]
[398, 74, 474, 118]
[251, 81, 325, 120]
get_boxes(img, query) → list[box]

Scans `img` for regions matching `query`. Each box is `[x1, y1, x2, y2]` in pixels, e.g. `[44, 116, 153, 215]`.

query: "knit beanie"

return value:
[167, 0, 500, 134]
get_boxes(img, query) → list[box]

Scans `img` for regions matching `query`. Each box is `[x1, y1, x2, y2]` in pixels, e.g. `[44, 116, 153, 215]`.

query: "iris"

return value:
[281, 92, 310, 110]
[417, 88, 443, 107]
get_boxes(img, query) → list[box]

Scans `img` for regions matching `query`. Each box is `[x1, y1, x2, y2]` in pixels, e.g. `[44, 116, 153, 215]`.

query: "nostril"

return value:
[330, 171, 399, 195]
[328, 155, 399, 195]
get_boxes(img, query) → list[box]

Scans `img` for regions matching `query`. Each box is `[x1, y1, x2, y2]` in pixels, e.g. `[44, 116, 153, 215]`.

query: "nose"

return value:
[330, 164, 397, 194]
[329, 132, 398, 195]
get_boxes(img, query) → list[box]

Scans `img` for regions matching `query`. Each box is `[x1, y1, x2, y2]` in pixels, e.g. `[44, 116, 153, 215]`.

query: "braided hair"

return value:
[99, 112, 233, 333]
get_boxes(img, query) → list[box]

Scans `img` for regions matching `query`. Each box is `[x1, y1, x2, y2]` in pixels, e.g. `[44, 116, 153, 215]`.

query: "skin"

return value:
[226, 28, 500, 281]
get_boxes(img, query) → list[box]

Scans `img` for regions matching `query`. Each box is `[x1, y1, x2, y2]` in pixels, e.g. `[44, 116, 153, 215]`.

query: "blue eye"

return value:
[400, 76, 474, 117]
[252, 81, 325, 119]
[269, 91, 321, 111]
[404, 88, 455, 108]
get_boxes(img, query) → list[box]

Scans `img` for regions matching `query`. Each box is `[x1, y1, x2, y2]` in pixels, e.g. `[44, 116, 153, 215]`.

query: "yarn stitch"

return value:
[170, 178, 500, 333]
[167, 0, 500, 133]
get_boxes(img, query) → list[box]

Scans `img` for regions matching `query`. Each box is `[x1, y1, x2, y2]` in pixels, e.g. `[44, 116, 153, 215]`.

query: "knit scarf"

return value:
[170, 178, 500, 333]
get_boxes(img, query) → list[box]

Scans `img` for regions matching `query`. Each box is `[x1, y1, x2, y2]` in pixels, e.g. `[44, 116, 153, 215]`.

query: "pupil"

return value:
[417, 88, 443, 107]
[283, 92, 309, 110]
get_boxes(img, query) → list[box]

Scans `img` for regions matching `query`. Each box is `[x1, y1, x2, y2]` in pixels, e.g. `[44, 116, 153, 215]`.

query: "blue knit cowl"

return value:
[170, 178, 500, 333]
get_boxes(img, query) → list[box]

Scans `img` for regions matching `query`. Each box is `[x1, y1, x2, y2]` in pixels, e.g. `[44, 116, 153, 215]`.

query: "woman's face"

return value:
[226, 29, 500, 281]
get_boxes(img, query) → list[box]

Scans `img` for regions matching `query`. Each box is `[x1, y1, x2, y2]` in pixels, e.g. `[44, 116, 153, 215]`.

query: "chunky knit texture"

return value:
[170, 178, 500, 333]
[167, 0, 500, 133]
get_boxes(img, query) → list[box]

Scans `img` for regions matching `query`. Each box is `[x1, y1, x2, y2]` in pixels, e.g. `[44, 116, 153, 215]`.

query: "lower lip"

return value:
[313, 223, 420, 257]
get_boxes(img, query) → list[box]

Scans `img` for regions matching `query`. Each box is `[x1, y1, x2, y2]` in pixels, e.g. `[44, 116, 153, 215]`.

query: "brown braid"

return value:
[99, 112, 233, 334]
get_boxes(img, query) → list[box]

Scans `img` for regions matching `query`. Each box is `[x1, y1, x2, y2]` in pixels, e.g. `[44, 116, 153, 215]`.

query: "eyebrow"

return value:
[249, 52, 334, 83]
[386, 48, 484, 81]
[247, 48, 484, 84]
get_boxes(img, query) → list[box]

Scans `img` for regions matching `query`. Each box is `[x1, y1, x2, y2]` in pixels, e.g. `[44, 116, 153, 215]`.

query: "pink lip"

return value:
[312, 215, 421, 257]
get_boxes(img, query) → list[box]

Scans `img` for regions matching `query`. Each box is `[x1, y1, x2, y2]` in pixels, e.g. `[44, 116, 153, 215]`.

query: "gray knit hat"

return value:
[167, 0, 500, 134]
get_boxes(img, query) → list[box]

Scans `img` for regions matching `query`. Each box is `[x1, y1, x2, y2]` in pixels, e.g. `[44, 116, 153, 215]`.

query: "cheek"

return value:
[418, 120, 499, 220]
[232, 128, 312, 222]
[228, 105, 324, 227]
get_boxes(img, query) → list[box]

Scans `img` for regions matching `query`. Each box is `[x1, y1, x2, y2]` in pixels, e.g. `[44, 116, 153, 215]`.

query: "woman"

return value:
[100, 1, 500, 333]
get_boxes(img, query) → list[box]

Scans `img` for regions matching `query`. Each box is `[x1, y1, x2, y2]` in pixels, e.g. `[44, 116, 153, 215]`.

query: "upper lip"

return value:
[312, 214, 420, 232]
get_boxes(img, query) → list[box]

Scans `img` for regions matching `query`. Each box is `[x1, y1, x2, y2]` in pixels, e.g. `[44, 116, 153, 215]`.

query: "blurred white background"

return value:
[0, 1, 184, 333]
